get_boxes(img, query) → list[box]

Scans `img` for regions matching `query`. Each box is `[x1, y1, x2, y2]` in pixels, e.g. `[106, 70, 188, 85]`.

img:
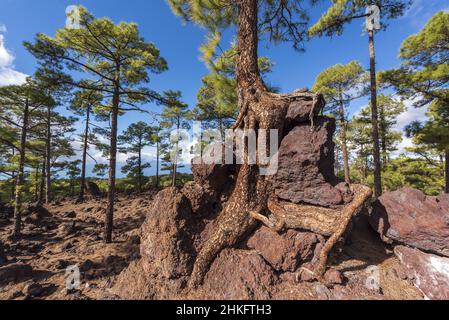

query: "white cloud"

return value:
[0, 25, 27, 87]
[391, 98, 428, 156]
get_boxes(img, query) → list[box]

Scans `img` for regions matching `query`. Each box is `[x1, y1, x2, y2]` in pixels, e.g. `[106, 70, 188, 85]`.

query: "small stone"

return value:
[55, 259, 69, 270]
[23, 282, 43, 298]
[80, 259, 94, 272]
[324, 269, 344, 285]
[64, 211, 76, 218]
[128, 235, 140, 245]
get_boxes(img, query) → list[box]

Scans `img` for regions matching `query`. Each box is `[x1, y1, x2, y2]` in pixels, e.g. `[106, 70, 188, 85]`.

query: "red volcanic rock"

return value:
[271, 117, 344, 207]
[201, 249, 277, 300]
[247, 226, 323, 272]
[286, 93, 324, 123]
[395, 246, 449, 300]
[370, 188, 449, 257]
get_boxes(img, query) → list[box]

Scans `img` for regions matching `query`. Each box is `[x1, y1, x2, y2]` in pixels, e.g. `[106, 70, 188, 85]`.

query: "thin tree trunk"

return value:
[38, 159, 45, 205]
[34, 163, 39, 202]
[79, 105, 91, 201]
[339, 90, 350, 184]
[105, 73, 120, 243]
[156, 140, 160, 188]
[379, 103, 387, 166]
[368, 29, 382, 198]
[13, 99, 29, 238]
[172, 126, 179, 187]
[138, 139, 142, 193]
[45, 105, 52, 204]
[10, 148, 16, 202]
[445, 149, 449, 194]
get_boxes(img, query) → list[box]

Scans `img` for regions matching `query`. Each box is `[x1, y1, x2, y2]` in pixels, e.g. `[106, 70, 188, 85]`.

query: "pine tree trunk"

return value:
[79, 105, 91, 201]
[172, 128, 179, 187]
[105, 74, 120, 243]
[445, 149, 449, 194]
[368, 30, 382, 198]
[10, 148, 15, 202]
[13, 99, 29, 238]
[34, 164, 39, 202]
[38, 159, 45, 205]
[379, 103, 387, 166]
[45, 105, 52, 204]
[339, 90, 350, 184]
[138, 140, 142, 193]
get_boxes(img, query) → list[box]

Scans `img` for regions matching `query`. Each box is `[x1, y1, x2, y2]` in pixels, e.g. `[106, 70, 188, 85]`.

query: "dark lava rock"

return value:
[201, 249, 277, 300]
[271, 117, 343, 207]
[247, 226, 323, 272]
[370, 187, 449, 257]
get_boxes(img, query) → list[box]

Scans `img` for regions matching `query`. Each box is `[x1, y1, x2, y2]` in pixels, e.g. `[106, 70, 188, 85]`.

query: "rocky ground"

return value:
[2, 186, 447, 300]
[0, 193, 155, 300]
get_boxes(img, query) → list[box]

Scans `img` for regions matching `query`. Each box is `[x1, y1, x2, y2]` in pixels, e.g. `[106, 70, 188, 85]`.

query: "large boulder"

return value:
[395, 246, 449, 300]
[271, 117, 343, 207]
[140, 187, 197, 279]
[370, 188, 449, 257]
[247, 226, 324, 272]
[201, 249, 277, 300]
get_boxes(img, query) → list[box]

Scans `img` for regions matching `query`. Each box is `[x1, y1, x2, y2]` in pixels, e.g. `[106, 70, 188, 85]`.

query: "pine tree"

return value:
[312, 61, 368, 183]
[309, 0, 411, 198]
[0, 78, 51, 238]
[168, 0, 332, 287]
[381, 11, 449, 193]
[25, 6, 168, 242]
[69, 89, 105, 202]
[160, 91, 191, 187]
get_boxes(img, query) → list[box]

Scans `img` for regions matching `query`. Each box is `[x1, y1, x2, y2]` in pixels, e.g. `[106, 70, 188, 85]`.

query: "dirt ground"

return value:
[0, 193, 423, 300]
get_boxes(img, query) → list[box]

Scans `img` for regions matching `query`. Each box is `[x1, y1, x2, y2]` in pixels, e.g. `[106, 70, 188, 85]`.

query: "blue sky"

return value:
[1, 0, 448, 177]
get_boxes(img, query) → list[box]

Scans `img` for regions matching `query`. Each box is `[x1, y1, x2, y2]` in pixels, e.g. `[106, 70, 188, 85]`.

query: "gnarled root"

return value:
[252, 184, 373, 282]
[313, 185, 372, 280]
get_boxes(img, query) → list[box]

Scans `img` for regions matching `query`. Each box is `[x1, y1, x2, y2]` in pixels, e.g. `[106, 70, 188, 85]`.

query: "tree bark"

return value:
[379, 103, 388, 166]
[79, 105, 91, 201]
[156, 140, 160, 188]
[138, 138, 142, 193]
[339, 90, 350, 184]
[45, 105, 52, 204]
[12, 99, 29, 238]
[34, 163, 39, 202]
[38, 159, 45, 205]
[172, 125, 179, 187]
[445, 149, 449, 194]
[105, 87, 120, 243]
[105, 69, 120, 243]
[368, 30, 382, 198]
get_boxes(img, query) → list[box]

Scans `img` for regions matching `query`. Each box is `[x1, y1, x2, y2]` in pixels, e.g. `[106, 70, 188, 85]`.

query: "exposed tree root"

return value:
[252, 184, 373, 281]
